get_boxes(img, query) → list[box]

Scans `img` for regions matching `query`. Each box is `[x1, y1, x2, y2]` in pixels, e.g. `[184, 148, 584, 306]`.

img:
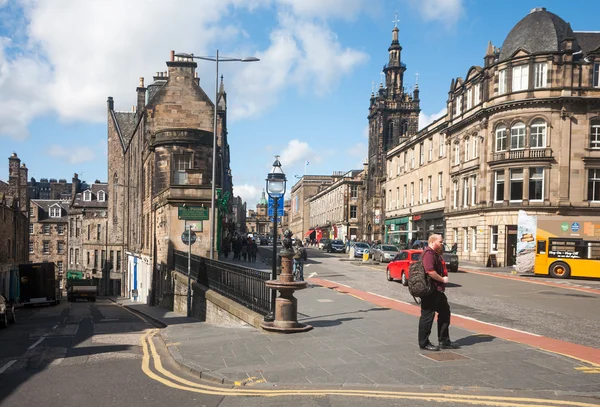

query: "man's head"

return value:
[428, 234, 444, 254]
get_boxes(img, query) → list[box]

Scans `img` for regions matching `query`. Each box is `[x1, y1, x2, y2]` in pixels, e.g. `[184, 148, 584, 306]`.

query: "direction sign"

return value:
[268, 197, 284, 217]
[181, 230, 197, 245]
[178, 206, 209, 221]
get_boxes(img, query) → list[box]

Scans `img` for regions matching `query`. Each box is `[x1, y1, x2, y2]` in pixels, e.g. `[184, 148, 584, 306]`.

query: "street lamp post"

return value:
[174, 51, 259, 260]
[264, 156, 286, 322]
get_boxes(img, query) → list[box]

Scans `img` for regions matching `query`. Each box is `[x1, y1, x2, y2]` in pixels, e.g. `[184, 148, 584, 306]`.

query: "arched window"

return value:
[530, 120, 546, 149]
[97, 190, 106, 202]
[464, 137, 470, 161]
[495, 125, 507, 152]
[510, 122, 526, 150]
[590, 119, 600, 149]
[83, 190, 92, 201]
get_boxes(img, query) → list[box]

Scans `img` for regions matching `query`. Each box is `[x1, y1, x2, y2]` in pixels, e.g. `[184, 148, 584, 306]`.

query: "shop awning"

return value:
[304, 229, 315, 237]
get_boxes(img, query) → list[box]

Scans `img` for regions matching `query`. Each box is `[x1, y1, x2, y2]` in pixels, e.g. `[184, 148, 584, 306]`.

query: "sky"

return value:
[0, 0, 598, 209]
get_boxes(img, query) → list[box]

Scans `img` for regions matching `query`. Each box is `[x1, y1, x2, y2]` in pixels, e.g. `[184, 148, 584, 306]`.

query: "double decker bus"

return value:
[534, 217, 600, 279]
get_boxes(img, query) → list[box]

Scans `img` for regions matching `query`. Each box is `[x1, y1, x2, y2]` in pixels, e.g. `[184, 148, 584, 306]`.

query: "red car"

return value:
[386, 249, 423, 286]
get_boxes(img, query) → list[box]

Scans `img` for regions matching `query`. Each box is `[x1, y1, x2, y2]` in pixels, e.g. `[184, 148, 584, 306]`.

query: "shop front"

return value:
[411, 210, 445, 242]
[385, 216, 410, 248]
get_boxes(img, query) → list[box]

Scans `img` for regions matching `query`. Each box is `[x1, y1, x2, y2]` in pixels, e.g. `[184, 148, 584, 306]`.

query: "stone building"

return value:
[308, 170, 363, 242]
[246, 191, 271, 237]
[231, 195, 247, 234]
[0, 153, 29, 299]
[67, 180, 120, 295]
[289, 175, 334, 241]
[383, 117, 448, 248]
[107, 51, 233, 303]
[364, 23, 421, 243]
[29, 199, 70, 289]
[28, 178, 75, 200]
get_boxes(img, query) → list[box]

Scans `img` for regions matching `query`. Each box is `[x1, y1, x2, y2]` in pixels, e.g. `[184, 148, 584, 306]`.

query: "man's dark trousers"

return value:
[418, 290, 451, 348]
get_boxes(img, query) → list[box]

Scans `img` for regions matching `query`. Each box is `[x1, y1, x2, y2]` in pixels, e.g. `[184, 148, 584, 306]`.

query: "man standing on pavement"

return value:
[418, 234, 460, 351]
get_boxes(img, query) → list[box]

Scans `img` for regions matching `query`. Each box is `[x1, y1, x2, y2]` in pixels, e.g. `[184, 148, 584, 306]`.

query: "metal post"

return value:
[187, 223, 192, 318]
[265, 196, 278, 322]
[209, 50, 219, 260]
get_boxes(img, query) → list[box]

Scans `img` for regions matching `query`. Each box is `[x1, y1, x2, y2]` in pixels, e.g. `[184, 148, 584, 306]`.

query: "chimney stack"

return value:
[136, 77, 146, 113]
[107, 96, 114, 111]
[170, 50, 175, 62]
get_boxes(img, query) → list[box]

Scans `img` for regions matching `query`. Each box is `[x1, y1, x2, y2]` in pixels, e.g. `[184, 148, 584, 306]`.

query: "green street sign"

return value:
[178, 206, 209, 220]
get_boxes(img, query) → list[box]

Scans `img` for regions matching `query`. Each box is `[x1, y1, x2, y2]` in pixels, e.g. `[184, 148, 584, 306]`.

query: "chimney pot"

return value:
[170, 50, 175, 61]
[139, 77, 144, 88]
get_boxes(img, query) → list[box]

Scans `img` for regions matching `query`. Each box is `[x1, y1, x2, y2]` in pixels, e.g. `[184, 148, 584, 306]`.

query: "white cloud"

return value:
[0, 1, 367, 139]
[233, 183, 261, 209]
[419, 107, 447, 130]
[47, 145, 96, 164]
[406, 0, 463, 26]
[362, 125, 369, 139]
[347, 142, 366, 157]
[279, 139, 312, 167]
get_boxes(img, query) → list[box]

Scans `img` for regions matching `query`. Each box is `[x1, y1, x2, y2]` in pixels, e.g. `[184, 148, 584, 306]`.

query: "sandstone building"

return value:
[107, 51, 233, 303]
[246, 191, 271, 236]
[289, 175, 334, 241]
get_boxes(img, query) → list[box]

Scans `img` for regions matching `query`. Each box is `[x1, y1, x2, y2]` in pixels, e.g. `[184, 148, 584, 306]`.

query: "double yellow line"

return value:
[139, 329, 600, 406]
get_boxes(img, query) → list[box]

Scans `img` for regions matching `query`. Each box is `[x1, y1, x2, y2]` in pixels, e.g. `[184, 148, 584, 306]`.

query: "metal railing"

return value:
[491, 147, 552, 162]
[173, 250, 272, 315]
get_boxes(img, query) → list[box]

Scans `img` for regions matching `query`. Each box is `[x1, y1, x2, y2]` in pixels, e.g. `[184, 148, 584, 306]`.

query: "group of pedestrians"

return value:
[221, 235, 258, 262]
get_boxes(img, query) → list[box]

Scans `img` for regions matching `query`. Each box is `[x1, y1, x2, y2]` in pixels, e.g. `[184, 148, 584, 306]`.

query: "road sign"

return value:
[181, 230, 197, 245]
[268, 197, 284, 217]
[178, 206, 209, 221]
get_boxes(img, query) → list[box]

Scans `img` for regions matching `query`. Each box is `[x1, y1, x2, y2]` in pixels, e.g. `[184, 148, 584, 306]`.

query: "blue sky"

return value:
[0, 0, 598, 208]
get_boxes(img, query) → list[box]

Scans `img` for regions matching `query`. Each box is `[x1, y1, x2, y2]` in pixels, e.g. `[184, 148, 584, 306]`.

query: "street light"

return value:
[264, 155, 286, 322]
[174, 51, 260, 260]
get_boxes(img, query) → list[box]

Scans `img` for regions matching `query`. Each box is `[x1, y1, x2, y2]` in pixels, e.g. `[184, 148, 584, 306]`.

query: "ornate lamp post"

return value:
[261, 157, 312, 333]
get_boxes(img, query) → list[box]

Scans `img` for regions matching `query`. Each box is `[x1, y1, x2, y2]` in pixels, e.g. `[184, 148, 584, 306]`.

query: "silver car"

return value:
[372, 244, 400, 263]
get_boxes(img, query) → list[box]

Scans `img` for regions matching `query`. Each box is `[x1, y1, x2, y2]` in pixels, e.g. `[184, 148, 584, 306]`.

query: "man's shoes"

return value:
[439, 341, 461, 349]
[420, 342, 440, 351]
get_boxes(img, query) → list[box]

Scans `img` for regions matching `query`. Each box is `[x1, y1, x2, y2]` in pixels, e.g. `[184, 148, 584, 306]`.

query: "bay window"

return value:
[534, 62, 547, 88]
[495, 125, 507, 152]
[510, 169, 524, 202]
[530, 120, 546, 148]
[494, 170, 505, 202]
[529, 167, 544, 202]
[512, 65, 529, 92]
[499, 69, 507, 94]
[510, 122, 526, 150]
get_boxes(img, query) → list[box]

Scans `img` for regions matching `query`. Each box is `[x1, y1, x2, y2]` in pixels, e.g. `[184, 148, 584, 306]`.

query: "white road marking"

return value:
[308, 272, 317, 279]
[324, 280, 351, 288]
[0, 360, 17, 374]
[52, 324, 58, 329]
[317, 299, 334, 303]
[28, 337, 46, 349]
[452, 313, 542, 337]
[366, 292, 412, 306]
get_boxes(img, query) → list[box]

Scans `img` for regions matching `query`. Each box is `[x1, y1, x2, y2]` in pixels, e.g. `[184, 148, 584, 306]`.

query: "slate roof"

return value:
[574, 32, 600, 55]
[147, 80, 167, 105]
[71, 183, 108, 209]
[112, 111, 138, 150]
[31, 199, 70, 222]
[499, 8, 580, 61]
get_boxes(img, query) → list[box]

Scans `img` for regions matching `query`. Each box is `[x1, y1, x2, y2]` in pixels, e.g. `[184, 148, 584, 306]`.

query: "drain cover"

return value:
[422, 351, 470, 362]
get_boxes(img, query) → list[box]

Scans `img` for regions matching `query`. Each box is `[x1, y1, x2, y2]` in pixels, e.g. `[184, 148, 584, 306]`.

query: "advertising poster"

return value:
[515, 210, 537, 273]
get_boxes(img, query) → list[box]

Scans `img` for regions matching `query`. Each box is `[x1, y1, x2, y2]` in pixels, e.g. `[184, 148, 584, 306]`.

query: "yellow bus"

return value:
[534, 217, 600, 279]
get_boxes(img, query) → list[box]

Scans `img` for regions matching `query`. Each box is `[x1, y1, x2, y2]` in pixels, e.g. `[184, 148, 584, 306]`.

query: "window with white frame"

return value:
[455, 95, 462, 115]
[466, 88, 472, 110]
[495, 125, 507, 152]
[29, 207, 34, 217]
[57, 261, 63, 273]
[510, 122, 526, 149]
[471, 227, 477, 252]
[512, 65, 529, 92]
[588, 169, 600, 202]
[419, 179, 423, 203]
[29, 224, 34, 234]
[438, 172, 443, 200]
[499, 69, 507, 94]
[530, 120, 546, 148]
[590, 119, 600, 149]
[510, 169, 524, 201]
[464, 138, 470, 161]
[397, 156, 401, 175]
[396, 187, 400, 209]
[43, 241, 50, 254]
[428, 138, 433, 161]
[43, 224, 50, 234]
[439, 134, 445, 157]
[350, 205, 357, 218]
[403, 184, 407, 207]
[471, 175, 477, 206]
[351, 185, 358, 198]
[50, 206, 61, 218]
[490, 225, 499, 252]
[410, 182, 415, 206]
[474, 83, 481, 104]
[593, 63, 599, 88]
[427, 176, 432, 202]
[83, 190, 92, 201]
[472, 136, 478, 158]
[57, 241, 64, 254]
[454, 142, 460, 165]
[411, 147, 415, 169]
[173, 153, 192, 185]
[29, 242, 34, 253]
[463, 177, 469, 208]
[57, 224, 64, 234]
[495, 170, 505, 202]
[463, 228, 469, 252]
[529, 167, 544, 201]
[453, 180, 458, 209]
[534, 62, 547, 88]
[97, 190, 106, 202]
[419, 142, 424, 165]
[389, 162, 393, 179]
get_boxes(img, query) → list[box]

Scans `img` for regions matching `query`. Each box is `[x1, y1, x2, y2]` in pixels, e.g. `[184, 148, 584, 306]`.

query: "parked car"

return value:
[386, 249, 423, 286]
[318, 238, 331, 250]
[410, 240, 459, 272]
[372, 244, 400, 263]
[324, 239, 345, 253]
[0, 294, 16, 328]
[259, 236, 268, 245]
[353, 242, 370, 258]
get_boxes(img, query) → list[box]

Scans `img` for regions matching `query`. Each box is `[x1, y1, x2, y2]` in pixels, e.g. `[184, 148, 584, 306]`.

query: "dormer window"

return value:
[83, 190, 92, 201]
[98, 190, 106, 202]
[50, 206, 61, 218]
